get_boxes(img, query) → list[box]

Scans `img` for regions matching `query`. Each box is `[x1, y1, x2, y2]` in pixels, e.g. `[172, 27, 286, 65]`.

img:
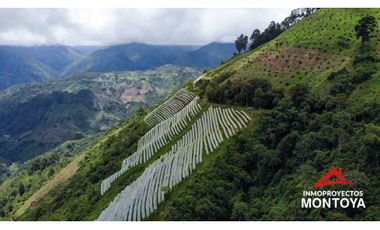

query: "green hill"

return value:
[7, 8, 380, 221]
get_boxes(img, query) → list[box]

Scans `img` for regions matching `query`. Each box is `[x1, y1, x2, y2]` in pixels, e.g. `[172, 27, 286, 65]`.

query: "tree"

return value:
[18, 183, 25, 196]
[355, 16, 377, 48]
[248, 9, 317, 51]
[235, 34, 248, 53]
[250, 29, 261, 43]
[290, 84, 310, 106]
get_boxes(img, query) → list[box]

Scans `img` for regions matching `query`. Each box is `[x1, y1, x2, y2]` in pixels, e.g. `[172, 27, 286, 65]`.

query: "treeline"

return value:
[205, 75, 283, 109]
[235, 8, 318, 54]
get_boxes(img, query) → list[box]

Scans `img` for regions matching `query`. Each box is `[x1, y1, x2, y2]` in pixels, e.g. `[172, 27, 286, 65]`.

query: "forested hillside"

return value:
[0, 65, 200, 163]
[2, 8, 379, 221]
[0, 45, 82, 90]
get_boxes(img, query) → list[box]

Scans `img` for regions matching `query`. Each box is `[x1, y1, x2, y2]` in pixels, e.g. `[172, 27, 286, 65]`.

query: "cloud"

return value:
[0, 8, 291, 46]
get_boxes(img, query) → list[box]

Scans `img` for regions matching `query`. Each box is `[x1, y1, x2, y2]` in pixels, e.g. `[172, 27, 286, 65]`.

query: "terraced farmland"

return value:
[98, 91, 250, 220]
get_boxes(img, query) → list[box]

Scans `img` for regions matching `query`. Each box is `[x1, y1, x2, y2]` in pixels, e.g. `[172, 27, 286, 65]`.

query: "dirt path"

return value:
[14, 153, 85, 218]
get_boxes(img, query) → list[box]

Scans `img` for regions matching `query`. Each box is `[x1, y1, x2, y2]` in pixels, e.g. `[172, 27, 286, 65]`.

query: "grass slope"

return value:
[14, 153, 85, 218]
[202, 9, 380, 94]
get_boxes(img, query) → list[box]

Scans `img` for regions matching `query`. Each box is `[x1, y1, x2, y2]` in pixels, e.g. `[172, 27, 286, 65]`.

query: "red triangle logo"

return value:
[313, 167, 352, 188]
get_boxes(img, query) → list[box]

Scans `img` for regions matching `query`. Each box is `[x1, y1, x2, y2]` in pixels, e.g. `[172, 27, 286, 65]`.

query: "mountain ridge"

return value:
[0, 42, 234, 90]
[61, 42, 235, 76]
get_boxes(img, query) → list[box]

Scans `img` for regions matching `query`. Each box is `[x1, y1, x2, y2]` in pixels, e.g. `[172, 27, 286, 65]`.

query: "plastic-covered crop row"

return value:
[100, 97, 202, 195]
[97, 107, 250, 221]
[144, 89, 195, 126]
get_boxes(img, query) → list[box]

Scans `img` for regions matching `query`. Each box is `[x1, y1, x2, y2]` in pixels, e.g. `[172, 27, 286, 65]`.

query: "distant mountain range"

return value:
[0, 45, 80, 89]
[62, 42, 235, 76]
[0, 42, 234, 90]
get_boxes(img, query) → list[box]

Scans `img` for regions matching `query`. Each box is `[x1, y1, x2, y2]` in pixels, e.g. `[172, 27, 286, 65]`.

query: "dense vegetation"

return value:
[161, 58, 380, 220]
[0, 90, 96, 162]
[205, 76, 284, 109]
[0, 137, 97, 219]
[0, 163, 11, 184]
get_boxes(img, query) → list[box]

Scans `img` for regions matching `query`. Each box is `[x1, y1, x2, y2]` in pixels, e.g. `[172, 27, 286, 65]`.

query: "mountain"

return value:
[0, 65, 201, 163]
[0, 45, 83, 89]
[0, 43, 233, 90]
[71, 46, 102, 55]
[182, 42, 236, 68]
[61, 42, 235, 76]
[1, 8, 379, 221]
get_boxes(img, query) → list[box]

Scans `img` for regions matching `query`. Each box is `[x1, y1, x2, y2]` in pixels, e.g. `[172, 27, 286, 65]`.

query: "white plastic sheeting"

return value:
[100, 97, 202, 195]
[144, 89, 195, 126]
[97, 107, 251, 221]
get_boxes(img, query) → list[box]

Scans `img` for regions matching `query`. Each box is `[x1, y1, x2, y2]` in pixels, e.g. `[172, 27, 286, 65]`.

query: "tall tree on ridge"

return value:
[235, 34, 248, 54]
[355, 15, 377, 49]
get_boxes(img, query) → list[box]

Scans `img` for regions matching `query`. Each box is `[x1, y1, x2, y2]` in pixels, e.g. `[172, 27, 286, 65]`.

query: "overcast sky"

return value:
[0, 8, 291, 46]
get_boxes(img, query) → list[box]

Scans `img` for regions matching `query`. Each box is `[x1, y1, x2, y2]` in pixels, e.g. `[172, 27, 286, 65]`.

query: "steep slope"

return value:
[0, 65, 200, 163]
[0, 137, 97, 220]
[14, 152, 85, 218]
[201, 9, 379, 94]
[12, 9, 380, 221]
[61, 42, 234, 76]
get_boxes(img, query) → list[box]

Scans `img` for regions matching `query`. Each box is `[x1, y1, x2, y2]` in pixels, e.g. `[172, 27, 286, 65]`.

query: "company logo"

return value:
[313, 167, 352, 188]
[301, 167, 366, 209]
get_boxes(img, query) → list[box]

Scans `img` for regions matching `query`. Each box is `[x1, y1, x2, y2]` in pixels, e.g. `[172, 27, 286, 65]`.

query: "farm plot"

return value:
[101, 97, 201, 195]
[98, 107, 250, 221]
[144, 89, 196, 126]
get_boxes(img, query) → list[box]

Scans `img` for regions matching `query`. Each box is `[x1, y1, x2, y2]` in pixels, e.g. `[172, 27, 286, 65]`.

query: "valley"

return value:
[0, 65, 201, 163]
